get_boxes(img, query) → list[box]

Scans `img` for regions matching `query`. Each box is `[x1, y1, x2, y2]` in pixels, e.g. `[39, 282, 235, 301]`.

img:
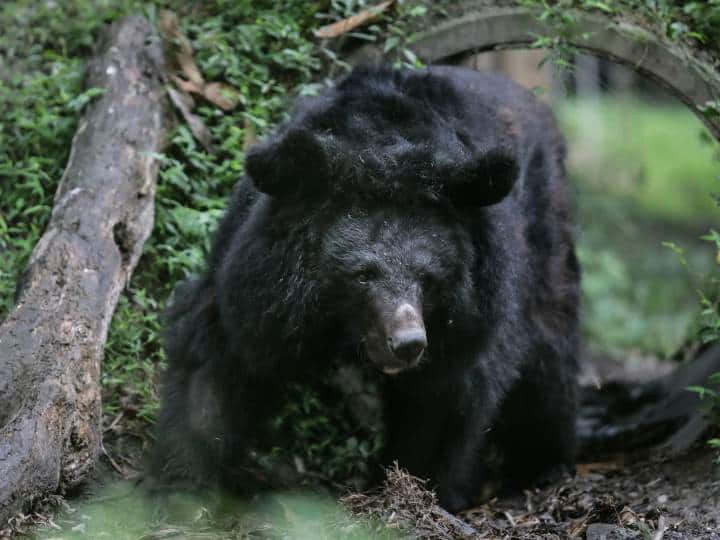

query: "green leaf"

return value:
[66, 86, 106, 112]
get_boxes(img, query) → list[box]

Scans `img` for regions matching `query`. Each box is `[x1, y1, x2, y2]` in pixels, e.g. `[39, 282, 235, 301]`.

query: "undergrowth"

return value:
[0, 0, 137, 318]
[683, 229, 720, 459]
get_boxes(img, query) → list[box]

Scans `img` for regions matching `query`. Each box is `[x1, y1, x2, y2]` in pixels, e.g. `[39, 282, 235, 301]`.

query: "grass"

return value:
[0, 1, 100, 318]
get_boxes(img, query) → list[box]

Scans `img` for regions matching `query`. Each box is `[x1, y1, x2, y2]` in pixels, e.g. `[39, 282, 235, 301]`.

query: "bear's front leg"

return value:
[381, 372, 498, 512]
[380, 379, 449, 482]
[429, 374, 500, 512]
[152, 358, 288, 492]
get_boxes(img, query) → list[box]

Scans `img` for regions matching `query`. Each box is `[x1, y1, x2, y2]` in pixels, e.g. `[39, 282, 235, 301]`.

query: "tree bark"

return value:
[0, 15, 168, 524]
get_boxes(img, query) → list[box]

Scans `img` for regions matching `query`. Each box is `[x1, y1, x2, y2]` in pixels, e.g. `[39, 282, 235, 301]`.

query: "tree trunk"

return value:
[0, 15, 168, 524]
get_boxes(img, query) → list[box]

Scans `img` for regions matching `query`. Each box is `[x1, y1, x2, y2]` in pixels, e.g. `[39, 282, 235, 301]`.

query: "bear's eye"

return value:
[354, 268, 378, 285]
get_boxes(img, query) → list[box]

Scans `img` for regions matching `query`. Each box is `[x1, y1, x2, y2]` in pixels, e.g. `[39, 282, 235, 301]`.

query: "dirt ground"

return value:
[344, 448, 720, 539]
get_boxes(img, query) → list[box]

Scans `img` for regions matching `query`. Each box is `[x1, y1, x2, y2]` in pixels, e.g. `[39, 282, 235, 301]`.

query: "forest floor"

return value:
[12, 435, 720, 539]
[342, 445, 720, 539]
[9, 351, 717, 540]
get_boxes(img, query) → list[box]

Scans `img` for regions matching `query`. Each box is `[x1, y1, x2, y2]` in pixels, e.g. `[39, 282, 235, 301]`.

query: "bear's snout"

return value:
[388, 328, 426, 364]
[385, 302, 426, 371]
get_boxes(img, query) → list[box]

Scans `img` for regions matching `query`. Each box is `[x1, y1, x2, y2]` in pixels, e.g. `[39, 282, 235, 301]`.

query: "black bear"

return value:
[152, 65, 580, 512]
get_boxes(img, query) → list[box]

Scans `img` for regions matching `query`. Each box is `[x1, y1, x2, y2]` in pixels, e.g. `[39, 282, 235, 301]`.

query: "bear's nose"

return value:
[390, 329, 427, 364]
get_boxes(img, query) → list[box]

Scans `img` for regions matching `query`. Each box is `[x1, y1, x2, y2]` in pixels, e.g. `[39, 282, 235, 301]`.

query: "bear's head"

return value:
[243, 66, 520, 374]
[319, 205, 479, 375]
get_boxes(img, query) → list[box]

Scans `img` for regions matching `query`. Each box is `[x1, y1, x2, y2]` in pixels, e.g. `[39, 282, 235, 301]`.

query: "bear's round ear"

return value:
[245, 127, 330, 200]
[443, 147, 519, 208]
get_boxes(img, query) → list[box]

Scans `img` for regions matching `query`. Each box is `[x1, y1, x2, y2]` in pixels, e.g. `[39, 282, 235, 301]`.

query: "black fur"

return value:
[152, 65, 580, 511]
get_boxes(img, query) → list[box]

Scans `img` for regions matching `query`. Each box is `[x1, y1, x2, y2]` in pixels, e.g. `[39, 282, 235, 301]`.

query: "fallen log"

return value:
[0, 15, 168, 524]
[578, 344, 720, 459]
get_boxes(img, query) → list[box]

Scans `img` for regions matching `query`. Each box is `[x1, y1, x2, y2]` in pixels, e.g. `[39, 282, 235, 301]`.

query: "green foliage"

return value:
[656, 177, 720, 455]
[317, 0, 449, 69]
[685, 228, 720, 458]
[558, 97, 719, 356]
[518, 0, 720, 69]
[665, 230, 720, 343]
[575, 199, 710, 357]
[688, 373, 720, 461]
[0, 4, 90, 319]
[518, 0, 592, 71]
[267, 383, 382, 481]
[697, 230, 720, 344]
[103, 290, 164, 424]
[663, 236, 720, 347]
